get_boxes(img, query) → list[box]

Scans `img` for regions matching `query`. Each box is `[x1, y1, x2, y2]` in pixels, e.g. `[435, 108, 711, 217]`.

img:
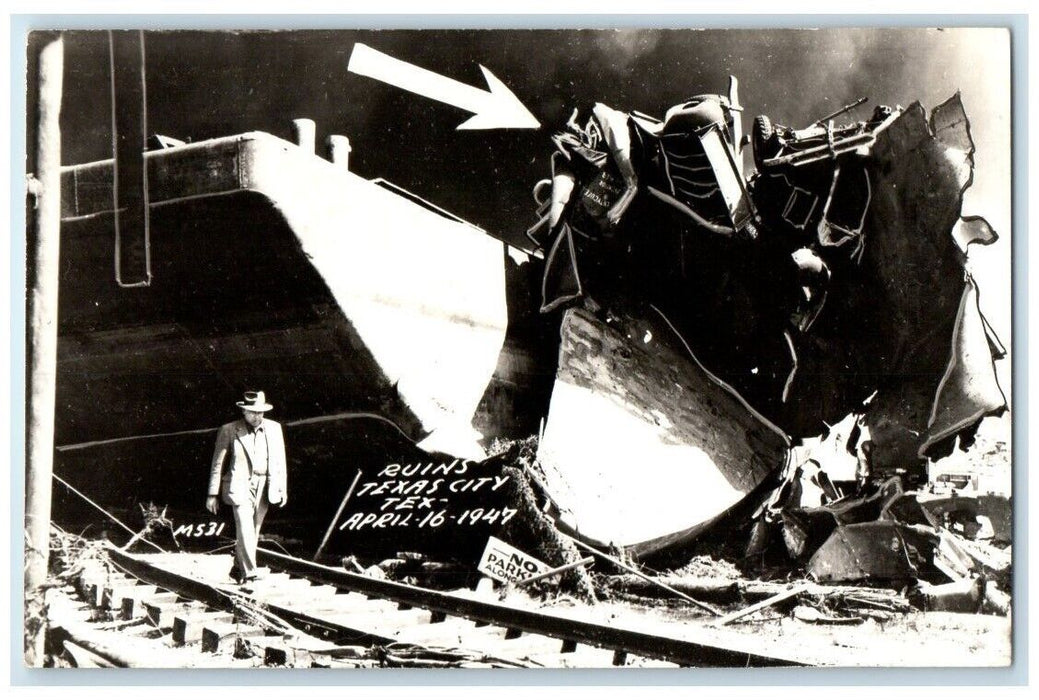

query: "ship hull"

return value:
[53, 130, 789, 561]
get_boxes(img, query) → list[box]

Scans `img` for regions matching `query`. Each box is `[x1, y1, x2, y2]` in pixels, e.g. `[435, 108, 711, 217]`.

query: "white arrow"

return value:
[348, 43, 540, 131]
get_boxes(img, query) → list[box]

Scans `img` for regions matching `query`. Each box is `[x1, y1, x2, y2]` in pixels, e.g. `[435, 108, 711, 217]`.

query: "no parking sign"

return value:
[477, 536, 550, 584]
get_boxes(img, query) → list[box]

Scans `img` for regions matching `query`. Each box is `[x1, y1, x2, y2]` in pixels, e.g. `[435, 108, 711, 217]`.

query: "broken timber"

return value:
[605, 575, 914, 611]
[711, 583, 811, 626]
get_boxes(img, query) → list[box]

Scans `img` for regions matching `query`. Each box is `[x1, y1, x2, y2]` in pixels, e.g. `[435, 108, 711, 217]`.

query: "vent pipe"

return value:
[328, 135, 352, 170]
[291, 118, 316, 153]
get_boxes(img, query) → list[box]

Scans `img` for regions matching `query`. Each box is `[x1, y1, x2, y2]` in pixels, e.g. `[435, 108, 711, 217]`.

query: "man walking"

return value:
[206, 390, 288, 584]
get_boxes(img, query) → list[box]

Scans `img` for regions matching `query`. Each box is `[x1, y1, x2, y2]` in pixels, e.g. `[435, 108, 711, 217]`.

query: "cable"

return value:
[52, 473, 165, 552]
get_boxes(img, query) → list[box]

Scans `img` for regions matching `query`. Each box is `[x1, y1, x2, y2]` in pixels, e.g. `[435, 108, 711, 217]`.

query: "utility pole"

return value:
[25, 32, 63, 667]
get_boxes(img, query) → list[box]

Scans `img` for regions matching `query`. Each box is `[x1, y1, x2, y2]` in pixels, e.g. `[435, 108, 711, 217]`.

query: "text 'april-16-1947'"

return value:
[338, 458, 517, 532]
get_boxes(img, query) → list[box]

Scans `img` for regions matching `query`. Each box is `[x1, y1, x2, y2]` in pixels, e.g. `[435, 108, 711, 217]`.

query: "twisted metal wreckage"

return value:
[523, 79, 1008, 588]
[53, 75, 1007, 594]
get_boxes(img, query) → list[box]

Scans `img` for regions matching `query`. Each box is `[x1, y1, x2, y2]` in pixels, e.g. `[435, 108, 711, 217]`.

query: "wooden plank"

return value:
[200, 621, 269, 654]
[567, 536, 721, 616]
[236, 575, 316, 597]
[264, 644, 314, 667]
[322, 608, 432, 637]
[303, 583, 340, 599]
[141, 591, 179, 606]
[242, 589, 387, 614]
[75, 566, 106, 599]
[173, 611, 235, 645]
[84, 580, 105, 608]
[119, 586, 160, 620]
[241, 571, 292, 586]
[79, 570, 110, 608]
[324, 606, 432, 628]
[528, 645, 620, 668]
[712, 583, 810, 626]
[63, 640, 118, 668]
[145, 598, 204, 629]
[102, 580, 152, 610]
[300, 593, 409, 616]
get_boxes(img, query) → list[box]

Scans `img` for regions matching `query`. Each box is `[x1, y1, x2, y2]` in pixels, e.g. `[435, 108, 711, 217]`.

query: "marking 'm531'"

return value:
[172, 521, 227, 538]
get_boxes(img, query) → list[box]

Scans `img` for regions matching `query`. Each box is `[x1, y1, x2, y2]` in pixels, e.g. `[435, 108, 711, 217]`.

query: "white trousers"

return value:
[231, 474, 270, 579]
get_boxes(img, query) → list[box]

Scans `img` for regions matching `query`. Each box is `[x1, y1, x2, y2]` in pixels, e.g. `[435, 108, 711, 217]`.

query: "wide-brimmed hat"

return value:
[236, 390, 273, 412]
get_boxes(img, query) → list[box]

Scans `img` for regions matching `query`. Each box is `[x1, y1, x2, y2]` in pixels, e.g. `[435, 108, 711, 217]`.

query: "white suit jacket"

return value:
[208, 418, 288, 506]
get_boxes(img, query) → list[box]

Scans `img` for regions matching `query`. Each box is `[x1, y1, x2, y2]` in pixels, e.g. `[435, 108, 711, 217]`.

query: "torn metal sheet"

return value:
[880, 492, 942, 530]
[910, 492, 1013, 545]
[779, 509, 839, 562]
[855, 96, 1006, 474]
[976, 494, 1013, 545]
[953, 537, 1012, 585]
[749, 474, 904, 566]
[921, 275, 1008, 457]
[952, 216, 998, 251]
[932, 531, 978, 581]
[807, 521, 940, 584]
[766, 95, 1007, 481]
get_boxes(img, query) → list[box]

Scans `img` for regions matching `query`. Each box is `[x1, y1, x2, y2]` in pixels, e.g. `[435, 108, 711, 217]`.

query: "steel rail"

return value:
[105, 545, 391, 647]
[105, 545, 805, 667]
[255, 547, 805, 667]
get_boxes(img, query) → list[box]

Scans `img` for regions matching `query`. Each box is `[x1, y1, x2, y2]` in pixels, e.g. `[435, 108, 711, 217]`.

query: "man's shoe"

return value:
[238, 573, 262, 592]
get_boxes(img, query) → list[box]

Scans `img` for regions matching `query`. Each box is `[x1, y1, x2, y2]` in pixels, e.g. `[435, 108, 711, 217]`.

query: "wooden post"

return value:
[25, 32, 63, 667]
[516, 556, 594, 587]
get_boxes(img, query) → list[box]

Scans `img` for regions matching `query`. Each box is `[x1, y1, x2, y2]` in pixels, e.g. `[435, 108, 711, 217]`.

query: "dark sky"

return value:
[33, 28, 1012, 354]
[44, 29, 1008, 236]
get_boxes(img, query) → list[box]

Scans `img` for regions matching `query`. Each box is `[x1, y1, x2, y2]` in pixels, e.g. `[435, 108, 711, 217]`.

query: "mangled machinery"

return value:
[524, 78, 1008, 577]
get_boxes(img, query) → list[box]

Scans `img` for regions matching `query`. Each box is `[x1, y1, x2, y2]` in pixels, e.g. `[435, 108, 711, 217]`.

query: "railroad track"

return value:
[58, 545, 806, 668]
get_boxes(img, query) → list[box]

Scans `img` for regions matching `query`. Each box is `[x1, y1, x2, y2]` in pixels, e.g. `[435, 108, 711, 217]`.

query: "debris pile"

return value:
[744, 454, 1010, 614]
[515, 80, 1008, 593]
[529, 83, 1005, 468]
[350, 420, 1009, 629]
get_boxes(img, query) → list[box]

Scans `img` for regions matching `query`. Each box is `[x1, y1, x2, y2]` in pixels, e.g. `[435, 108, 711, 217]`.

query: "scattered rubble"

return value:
[356, 425, 1010, 627]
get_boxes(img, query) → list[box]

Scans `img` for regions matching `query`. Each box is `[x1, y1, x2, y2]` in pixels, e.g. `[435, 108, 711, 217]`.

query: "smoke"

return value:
[593, 29, 664, 74]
